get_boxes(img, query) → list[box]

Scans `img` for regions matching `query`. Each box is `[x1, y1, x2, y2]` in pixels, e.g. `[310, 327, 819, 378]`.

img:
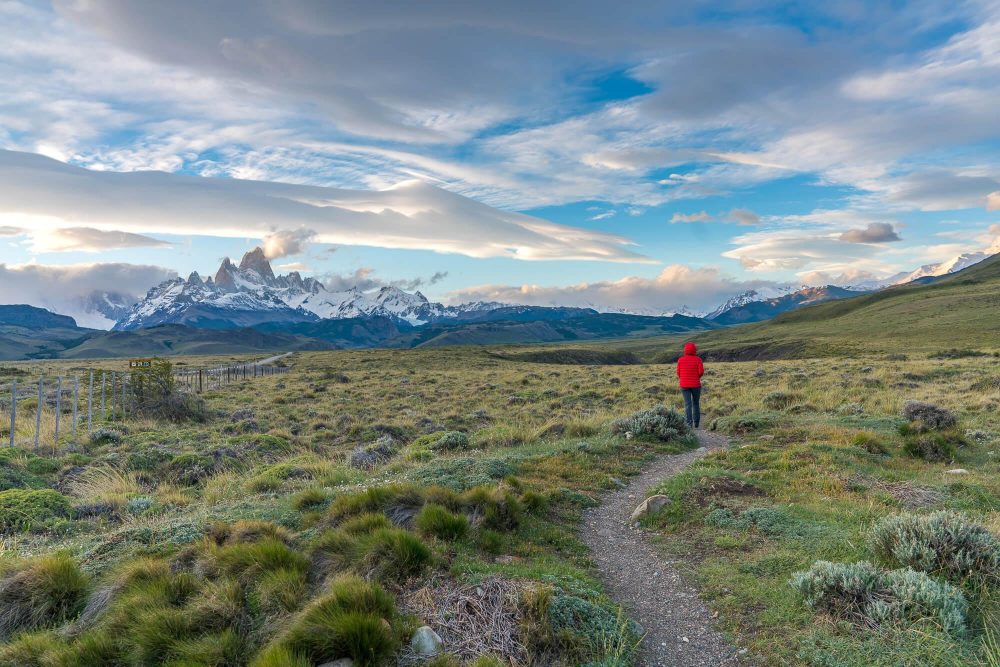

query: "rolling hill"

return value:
[616, 253, 1000, 361]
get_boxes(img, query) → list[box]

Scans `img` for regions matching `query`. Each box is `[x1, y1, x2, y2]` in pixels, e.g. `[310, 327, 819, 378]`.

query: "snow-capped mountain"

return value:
[705, 286, 798, 320]
[115, 248, 511, 331]
[893, 251, 994, 285]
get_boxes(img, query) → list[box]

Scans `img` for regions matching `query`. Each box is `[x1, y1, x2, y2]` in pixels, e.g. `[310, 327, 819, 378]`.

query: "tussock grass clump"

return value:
[850, 431, 889, 456]
[712, 411, 776, 434]
[762, 391, 800, 410]
[263, 575, 398, 666]
[871, 511, 1000, 582]
[311, 526, 432, 582]
[901, 430, 962, 462]
[414, 430, 471, 452]
[0, 488, 71, 532]
[462, 486, 523, 531]
[0, 554, 89, 640]
[610, 405, 688, 441]
[415, 503, 469, 540]
[206, 519, 294, 546]
[791, 560, 968, 636]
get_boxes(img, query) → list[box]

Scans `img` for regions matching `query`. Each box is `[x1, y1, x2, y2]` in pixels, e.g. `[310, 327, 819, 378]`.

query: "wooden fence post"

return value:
[54, 377, 62, 448]
[110, 371, 116, 417]
[101, 372, 106, 420]
[9, 380, 15, 448]
[122, 375, 127, 419]
[34, 377, 42, 450]
[88, 371, 93, 433]
[198, 370, 203, 393]
[73, 376, 79, 440]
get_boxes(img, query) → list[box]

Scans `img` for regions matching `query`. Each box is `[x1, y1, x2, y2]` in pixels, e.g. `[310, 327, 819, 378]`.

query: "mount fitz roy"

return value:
[115, 247, 509, 331]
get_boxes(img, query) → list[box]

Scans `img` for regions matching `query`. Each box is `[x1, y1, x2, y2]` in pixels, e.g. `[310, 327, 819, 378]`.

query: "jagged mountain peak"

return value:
[239, 247, 275, 281]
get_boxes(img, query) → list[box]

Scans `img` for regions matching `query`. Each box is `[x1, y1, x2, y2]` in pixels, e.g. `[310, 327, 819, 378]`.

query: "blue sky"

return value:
[0, 0, 999, 325]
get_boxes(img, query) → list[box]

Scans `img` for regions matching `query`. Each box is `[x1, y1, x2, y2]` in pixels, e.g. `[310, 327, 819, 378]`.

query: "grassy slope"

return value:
[616, 254, 1000, 360]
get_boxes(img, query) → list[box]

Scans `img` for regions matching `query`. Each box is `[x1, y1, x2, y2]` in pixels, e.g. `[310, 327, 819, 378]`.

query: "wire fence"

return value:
[1, 359, 289, 452]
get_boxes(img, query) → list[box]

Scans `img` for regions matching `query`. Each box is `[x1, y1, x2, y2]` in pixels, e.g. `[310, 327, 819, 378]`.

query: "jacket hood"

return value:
[684, 342, 697, 355]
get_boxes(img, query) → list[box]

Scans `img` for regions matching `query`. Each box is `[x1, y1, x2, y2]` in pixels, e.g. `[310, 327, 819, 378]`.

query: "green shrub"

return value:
[168, 453, 217, 485]
[713, 412, 776, 434]
[545, 592, 642, 663]
[704, 506, 798, 536]
[478, 529, 504, 554]
[902, 431, 960, 462]
[292, 487, 330, 511]
[763, 391, 800, 410]
[24, 457, 59, 475]
[871, 511, 1000, 581]
[0, 554, 89, 639]
[520, 490, 547, 514]
[0, 466, 45, 492]
[431, 431, 470, 451]
[790, 560, 967, 636]
[415, 503, 469, 540]
[89, 427, 123, 446]
[411, 458, 516, 491]
[0, 488, 71, 532]
[850, 431, 889, 456]
[610, 405, 687, 441]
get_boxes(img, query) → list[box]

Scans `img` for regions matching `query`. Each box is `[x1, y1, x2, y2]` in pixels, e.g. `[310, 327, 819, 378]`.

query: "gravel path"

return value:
[580, 430, 744, 667]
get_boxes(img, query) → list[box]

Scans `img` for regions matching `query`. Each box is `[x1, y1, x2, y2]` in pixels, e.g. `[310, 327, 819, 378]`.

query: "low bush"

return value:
[411, 457, 516, 491]
[850, 431, 889, 456]
[0, 488, 71, 532]
[902, 401, 957, 431]
[431, 431, 470, 451]
[871, 511, 1000, 582]
[350, 435, 397, 470]
[610, 405, 688, 441]
[762, 391, 800, 410]
[0, 554, 89, 639]
[902, 431, 961, 462]
[790, 560, 967, 636]
[415, 503, 469, 541]
[712, 412, 776, 434]
[89, 427, 123, 446]
[168, 453, 217, 486]
[704, 506, 798, 537]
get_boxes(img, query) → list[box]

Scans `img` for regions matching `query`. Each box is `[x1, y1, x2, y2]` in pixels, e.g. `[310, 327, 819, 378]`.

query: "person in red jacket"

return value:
[676, 341, 705, 428]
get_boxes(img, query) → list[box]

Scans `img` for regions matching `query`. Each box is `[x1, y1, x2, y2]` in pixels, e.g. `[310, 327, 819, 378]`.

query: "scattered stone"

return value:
[318, 659, 354, 667]
[318, 659, 353, 667]
[629, 494, 670, 522]
[410, 625, 444, 655]
[349, 434, 397, 469]
[945, 469, 970, 475]
[610, 477, 627, 489]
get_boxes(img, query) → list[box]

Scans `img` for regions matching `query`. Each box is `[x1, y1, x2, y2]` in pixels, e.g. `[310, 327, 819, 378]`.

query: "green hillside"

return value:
[619, 254, 1000, 360]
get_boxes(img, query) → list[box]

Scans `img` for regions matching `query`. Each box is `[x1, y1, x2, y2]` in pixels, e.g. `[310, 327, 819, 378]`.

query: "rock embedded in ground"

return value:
[410, 625, 444, 655]
[629, 494, 670, 522]
[945, 468, 970, 475]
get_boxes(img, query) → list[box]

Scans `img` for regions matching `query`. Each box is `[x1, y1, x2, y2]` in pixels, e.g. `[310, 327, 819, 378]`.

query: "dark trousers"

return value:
[682, 387, 701, 428]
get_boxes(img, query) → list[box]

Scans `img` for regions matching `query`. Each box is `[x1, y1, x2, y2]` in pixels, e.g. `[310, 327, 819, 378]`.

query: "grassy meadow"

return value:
[0, 343, 997, 665]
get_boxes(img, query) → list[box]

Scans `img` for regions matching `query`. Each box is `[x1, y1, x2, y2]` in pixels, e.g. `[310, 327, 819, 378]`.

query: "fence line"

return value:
[2, 357, 290, 454]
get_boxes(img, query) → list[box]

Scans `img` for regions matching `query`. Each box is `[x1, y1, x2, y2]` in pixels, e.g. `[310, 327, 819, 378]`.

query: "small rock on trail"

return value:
[580, 430, 746, 667]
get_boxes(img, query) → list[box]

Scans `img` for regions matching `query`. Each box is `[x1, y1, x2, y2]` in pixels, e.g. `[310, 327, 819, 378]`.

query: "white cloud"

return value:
[450, 264, 781, 314]
[0, 150, 650, 264]
[670, 211, 711, 223]
[0, 262, 176, 328]
[728, 208, 760, 225]
[838, 222, 901, 244]
[262, 229, 316, 259]
[988, 192, 1000, 211]
[28, 227, 170, 252]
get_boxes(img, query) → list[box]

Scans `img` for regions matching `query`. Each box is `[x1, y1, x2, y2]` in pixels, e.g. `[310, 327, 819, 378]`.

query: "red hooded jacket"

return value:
[676, 342, 704, 389]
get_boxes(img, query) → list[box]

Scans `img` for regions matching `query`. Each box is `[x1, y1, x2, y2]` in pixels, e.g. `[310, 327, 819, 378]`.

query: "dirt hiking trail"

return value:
[580, 430, 746, 667]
